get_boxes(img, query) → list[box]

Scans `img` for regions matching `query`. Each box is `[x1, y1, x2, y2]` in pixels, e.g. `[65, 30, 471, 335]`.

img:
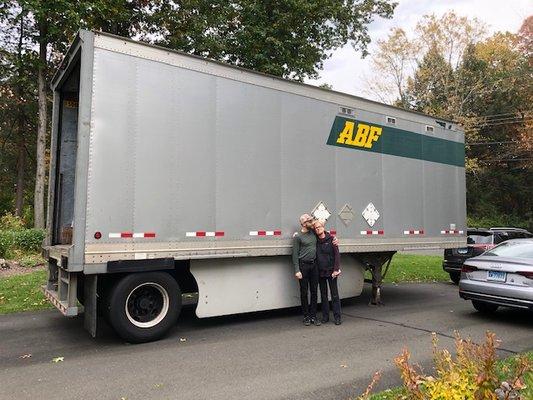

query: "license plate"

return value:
[487, 271, 506, 282]
[457, 248, 468, 254]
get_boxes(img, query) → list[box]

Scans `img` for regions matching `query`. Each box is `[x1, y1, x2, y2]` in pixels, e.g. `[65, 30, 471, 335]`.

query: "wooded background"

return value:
[0, 1, 531, 230]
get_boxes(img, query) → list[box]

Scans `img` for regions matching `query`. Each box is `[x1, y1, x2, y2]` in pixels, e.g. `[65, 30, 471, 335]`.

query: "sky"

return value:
[308, 0, 532, 101]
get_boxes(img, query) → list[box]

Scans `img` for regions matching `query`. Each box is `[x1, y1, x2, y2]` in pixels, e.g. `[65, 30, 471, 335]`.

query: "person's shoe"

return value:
[321, 317, 329, 324]
[311, 318, 321, 326]
[303, 317, 311, 326]
[334, 318, 342, 325]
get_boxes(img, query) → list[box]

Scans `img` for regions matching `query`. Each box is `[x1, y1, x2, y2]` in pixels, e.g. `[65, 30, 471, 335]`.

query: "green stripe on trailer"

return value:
[326, 116, 465, 167]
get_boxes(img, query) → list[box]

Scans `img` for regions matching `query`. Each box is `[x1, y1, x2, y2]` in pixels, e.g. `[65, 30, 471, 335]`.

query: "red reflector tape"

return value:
[360, 230, 384, 235]
[441, 230, 464, 235]
[403, 229, 424, 235]
[249, 230, 282, 236]
[186, 231, 224, 237]
[109, 232, 156, 239]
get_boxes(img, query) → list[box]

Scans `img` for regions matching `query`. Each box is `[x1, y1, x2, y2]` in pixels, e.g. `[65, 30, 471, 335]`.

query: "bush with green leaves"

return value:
[0, 229, 45, 258]
[0, 213, 25, 231]
[0, 230, 15, 258]
[12, 229, 45, 252]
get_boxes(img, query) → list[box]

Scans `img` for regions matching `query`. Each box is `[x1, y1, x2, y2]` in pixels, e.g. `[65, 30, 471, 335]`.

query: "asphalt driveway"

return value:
[0, 282, 531, 400]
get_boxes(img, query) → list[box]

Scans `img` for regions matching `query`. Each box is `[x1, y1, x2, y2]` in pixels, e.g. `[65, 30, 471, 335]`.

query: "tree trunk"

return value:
[15, 118, 26, 217]
[15, 13, 26, 217]
[34, 29, 48, 229]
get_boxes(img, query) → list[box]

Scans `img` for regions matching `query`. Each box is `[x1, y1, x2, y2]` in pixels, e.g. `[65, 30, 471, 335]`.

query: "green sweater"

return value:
[292, 230, 317, 273]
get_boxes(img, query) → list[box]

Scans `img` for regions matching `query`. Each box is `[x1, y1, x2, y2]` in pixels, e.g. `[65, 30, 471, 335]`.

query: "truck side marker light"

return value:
[360, 230, 384, 235]
[94, 232, 102, 239]
[403, 230, 424, 235]
[186, 231, 225, 237]
[249, 230, 282, 236]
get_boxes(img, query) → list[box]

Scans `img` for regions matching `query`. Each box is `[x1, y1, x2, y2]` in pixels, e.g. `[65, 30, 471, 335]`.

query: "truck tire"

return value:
[472, 300, 498, 314]
[449, 272, 460, 285]
[106, 272, 181, 343]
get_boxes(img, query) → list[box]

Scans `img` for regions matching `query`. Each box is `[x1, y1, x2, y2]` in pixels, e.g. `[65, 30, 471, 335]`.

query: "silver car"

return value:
[459, 239, 533, 312]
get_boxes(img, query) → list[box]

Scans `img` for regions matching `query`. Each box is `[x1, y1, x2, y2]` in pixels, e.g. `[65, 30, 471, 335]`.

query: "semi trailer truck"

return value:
[43, 30, 466, 342]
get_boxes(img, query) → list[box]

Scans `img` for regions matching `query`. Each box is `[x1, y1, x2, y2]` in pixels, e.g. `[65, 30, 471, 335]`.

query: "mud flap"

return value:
[191, 256, 364, 318]
[83, 275, 98, 337]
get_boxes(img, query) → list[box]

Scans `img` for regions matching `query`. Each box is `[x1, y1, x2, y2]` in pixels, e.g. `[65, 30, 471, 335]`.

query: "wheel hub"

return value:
[125, 282, 170, 328]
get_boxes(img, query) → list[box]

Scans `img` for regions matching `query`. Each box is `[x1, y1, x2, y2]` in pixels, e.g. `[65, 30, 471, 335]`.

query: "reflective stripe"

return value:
[186, 231, 225, 237]
[249, 230, 282, 236]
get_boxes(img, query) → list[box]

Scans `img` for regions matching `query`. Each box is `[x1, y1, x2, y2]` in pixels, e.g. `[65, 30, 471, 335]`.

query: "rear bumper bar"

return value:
[42, 285, 79, 316]
[459, 289, 533, 310]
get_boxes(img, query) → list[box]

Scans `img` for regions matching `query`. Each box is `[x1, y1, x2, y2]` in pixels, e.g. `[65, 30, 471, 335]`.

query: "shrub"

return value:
[0, 230, 15, 258]
[0, 228, 45, 258]
[0, 213, 25, 231]
[12, 229, 45, 252]
[392, 332, 531, 400]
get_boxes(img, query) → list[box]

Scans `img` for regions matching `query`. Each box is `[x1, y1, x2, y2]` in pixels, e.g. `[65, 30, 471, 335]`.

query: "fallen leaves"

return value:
[51, 356, 64, 363]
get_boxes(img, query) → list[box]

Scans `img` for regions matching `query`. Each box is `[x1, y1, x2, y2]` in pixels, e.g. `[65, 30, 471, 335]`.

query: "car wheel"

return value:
[449, 272, 460, 285]
[472, 300, 498, 314]
[106, 272, 181, 343]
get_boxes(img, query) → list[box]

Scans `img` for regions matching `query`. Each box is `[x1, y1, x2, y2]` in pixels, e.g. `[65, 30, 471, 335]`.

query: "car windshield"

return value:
[483, 241, 533, 258]
[467, 234, 492, 244]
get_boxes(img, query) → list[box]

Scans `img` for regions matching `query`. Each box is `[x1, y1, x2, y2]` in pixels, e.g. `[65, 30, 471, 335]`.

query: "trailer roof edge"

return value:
[52, 30, 460, 126]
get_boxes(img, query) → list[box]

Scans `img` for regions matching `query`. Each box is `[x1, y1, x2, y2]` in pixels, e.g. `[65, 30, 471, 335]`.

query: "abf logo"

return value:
[336, 121, 382, 149]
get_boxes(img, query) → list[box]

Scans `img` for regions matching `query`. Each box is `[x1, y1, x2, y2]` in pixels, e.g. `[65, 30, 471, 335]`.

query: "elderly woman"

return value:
[313, 220, 342, 325]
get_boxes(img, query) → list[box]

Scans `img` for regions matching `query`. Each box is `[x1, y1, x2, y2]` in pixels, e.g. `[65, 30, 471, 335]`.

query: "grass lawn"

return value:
[0, 269, 52, 314]
[372, 253, 449, 284]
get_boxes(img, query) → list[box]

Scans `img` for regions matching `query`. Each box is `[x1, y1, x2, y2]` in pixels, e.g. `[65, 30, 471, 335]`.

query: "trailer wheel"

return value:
[106, 272, 181, 343]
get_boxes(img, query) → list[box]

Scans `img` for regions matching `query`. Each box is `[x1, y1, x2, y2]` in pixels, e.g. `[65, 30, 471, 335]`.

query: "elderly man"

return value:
[292, 214, 320, 326]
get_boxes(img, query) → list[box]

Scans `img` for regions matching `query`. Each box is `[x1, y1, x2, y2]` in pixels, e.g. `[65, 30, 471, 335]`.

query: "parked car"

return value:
[443, 227, 533, 284]
[459, 239, 533, 313]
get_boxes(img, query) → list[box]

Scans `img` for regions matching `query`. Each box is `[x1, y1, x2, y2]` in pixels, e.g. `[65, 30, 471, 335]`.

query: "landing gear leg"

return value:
[357, 252, 395, 306]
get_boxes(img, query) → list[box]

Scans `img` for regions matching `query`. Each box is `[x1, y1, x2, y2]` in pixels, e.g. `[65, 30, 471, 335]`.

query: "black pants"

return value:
[299, 261, 318, 318]
[319, 276, 341, 320]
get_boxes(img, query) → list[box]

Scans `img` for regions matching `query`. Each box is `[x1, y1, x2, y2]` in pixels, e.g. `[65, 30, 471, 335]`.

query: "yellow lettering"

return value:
[364, 126, 382, 148]
[353, 124, 369, 147]
[336, 121, 355, 145]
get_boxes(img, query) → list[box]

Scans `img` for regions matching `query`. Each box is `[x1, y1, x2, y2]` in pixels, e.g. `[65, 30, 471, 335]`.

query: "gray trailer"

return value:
[43, 30, 466, 342]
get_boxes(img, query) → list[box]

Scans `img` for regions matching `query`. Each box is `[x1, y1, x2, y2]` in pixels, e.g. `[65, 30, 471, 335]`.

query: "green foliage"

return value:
[0, 228, 44, 258]
[12, 228, 45, 252]
[154, 0, 397, 80]
[466, 215, 532, 231]
[0, 270, 51, 314]
[0, 213, 25, 230]
[0, 230, 15, 258]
